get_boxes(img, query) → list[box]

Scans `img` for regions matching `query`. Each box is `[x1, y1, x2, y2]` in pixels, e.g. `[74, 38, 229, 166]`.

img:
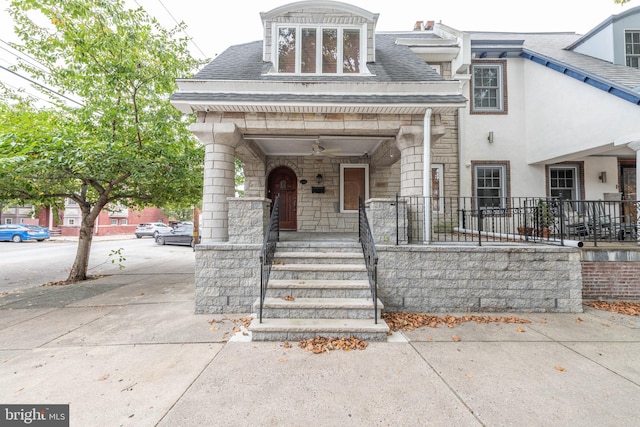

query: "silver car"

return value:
[134, 222, 172, 239]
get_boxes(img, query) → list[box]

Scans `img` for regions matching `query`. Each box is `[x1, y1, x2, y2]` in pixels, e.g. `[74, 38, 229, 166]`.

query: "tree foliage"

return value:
[0, 0, 204, 281]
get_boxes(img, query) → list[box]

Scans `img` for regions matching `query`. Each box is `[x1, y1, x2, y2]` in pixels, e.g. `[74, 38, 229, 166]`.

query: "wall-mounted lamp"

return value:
[315, 174, 323, 184]
[487, 131, 494, 143]
[598, 171, 607, 183]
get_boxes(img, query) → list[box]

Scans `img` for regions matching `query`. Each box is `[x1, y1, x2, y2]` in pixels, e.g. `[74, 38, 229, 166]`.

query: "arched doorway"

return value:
[267, 166, 297, 230]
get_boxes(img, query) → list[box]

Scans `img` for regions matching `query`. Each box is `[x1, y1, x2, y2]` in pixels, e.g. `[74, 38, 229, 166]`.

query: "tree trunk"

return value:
[66, 205, 101, 282]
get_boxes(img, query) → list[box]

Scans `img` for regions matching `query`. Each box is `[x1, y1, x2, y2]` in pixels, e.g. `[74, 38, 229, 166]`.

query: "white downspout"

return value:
[423, 108, 432, 244]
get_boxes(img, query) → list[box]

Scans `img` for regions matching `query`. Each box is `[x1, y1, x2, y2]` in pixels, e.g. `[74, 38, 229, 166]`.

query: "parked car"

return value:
[0, 224, 50, 242]
[134, 222, 172, 239]
[155, 224, 196, 247]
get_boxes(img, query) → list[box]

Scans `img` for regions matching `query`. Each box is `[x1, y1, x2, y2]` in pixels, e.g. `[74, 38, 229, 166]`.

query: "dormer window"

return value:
[276, 25, 364, 74]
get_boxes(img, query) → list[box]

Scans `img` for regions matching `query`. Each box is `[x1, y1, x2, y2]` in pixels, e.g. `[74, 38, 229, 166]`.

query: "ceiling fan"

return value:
[311, 143, 341, 157]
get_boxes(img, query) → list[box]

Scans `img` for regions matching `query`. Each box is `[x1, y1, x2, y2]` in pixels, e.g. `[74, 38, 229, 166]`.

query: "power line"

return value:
[0, 39, 51, 75]
[1, 80, 58, 107]
[0, 64, 83, 107]
[157, 0, 208, 58]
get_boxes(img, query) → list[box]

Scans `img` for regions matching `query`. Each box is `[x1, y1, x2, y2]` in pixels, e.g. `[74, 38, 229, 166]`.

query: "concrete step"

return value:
[267, 279, 371, 298]
[274, 251, 363, 264]
[270, 263, 368, 281]
[249, 318, 390, 342]
[257, 297, 383, 320]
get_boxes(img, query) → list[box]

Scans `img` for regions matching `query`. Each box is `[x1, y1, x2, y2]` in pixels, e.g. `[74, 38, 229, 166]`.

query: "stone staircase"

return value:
[249, 240, 389, 341]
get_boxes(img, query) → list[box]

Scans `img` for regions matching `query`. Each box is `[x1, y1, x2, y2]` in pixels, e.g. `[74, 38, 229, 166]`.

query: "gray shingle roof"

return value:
[470, 32, 640, 93]
[191, 33, 444, 83]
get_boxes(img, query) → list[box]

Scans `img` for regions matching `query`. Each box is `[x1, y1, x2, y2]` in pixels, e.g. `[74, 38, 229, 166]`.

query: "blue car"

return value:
[0, 224, 51, 242]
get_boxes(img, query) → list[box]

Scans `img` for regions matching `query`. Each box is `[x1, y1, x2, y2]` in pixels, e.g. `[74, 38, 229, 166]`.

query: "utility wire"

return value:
[1, 80, 58, 107]
[0, 64, 83, 107]
[0, 39, 51, 75]
[157, 0, 208, 58]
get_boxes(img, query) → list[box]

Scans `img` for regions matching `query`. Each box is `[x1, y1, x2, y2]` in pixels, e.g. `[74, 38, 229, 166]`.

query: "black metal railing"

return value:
[259, 195, 280, 323]
[358, 197, 379, 324]
[395, 195, 638, 247]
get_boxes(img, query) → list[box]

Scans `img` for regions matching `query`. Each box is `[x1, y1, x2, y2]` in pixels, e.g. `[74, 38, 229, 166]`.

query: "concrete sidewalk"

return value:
[1, 252, 639, 426]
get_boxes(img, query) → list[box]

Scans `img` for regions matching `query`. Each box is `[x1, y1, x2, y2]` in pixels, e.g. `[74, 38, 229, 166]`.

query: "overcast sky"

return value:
[2, 0, 640, 102]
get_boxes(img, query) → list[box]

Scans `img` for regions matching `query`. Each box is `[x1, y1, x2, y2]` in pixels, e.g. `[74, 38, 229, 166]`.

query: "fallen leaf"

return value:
[466, 374, 473, 378]
[98, 374, 110, 381]
[210, 327, 218, 331]
[381, 312, 530, 332]
[283, 295, 295, 301]
[282, 342, 292, 349]
[576, 317, 583, 323]
[278, 358, 286, 362]
[584, 301, 640, 316]
[554, 366, 567, 372]
[517, 326, 526, 333]
[452, 335, 461, 342]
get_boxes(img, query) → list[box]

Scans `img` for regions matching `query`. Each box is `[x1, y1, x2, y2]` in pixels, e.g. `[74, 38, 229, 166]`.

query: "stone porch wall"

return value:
[194, 244, 583, 314]
[377, 245, 583, 313]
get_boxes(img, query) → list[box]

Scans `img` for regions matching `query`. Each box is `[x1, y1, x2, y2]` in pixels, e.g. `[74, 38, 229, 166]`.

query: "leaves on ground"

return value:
[554, 366, 567, 372]
[382, 312, 531, 332]
[584, 301, 640, 316]
[283, 295, 295, 301]
[298, 336, 368, 353]
[41, 275, 106, 287]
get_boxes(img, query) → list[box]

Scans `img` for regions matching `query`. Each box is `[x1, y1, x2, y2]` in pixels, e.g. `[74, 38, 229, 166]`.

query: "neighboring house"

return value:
[60, 199, 170, 236]
[171, 1, 640, 321]
[0, 204, 43, 225]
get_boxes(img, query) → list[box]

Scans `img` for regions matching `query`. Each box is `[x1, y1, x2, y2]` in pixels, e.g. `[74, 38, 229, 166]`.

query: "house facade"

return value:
[171, 1, 640, 318]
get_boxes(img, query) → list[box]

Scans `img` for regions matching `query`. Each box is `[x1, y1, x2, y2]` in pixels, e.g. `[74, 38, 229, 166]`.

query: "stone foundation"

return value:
[194, 243, 583, 314]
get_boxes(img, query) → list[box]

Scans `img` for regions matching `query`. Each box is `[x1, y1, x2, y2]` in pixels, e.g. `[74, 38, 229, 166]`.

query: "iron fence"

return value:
[395, 195, 639, 246]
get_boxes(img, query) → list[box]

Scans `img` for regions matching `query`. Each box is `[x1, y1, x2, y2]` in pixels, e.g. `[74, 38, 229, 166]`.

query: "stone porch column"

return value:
[191, 122, 242, 243]
[396, 126, 425, 196]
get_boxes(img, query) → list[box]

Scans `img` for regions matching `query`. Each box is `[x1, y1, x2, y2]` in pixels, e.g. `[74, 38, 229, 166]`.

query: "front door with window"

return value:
[267, 166, 297, 230]
[621, 164, 637, 225]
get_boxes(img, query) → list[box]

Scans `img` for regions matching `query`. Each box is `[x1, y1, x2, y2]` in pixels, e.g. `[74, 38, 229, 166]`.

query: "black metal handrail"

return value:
[259, 195, 280, 323]
[358, 197, 379, 324]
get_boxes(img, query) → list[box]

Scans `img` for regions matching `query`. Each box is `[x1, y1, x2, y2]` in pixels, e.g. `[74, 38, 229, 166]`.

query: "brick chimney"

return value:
[425, 20, 435, 30]
[414, 21, 424, 31]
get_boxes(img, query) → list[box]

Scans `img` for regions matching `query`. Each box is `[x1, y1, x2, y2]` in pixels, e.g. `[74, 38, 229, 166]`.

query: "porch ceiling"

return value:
[245, 134, 393, 157]
[529, 142, 636, 165]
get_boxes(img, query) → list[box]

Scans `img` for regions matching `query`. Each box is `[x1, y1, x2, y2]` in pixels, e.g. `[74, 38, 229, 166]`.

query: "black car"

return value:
[155, 224, 196, 247]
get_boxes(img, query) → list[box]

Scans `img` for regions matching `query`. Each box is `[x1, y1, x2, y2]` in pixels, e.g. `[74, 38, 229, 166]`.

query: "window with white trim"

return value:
[471, 62, 505, 112]
[549, 165, 580, 201]
[625, 30, 640, 68]
[340, 164, 369, 213]
[277, 25, 363, 74]
[474, 164, 507, 209]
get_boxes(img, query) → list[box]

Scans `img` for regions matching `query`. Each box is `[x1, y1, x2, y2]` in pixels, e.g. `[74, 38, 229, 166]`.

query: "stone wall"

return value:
[194, 243, 583, 314]
[376, 245, 583, 313]
[195, 244, 261, 314]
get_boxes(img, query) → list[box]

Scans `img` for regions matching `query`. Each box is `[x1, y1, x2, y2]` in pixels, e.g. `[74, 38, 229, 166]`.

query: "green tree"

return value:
[0, 0, 204, 282]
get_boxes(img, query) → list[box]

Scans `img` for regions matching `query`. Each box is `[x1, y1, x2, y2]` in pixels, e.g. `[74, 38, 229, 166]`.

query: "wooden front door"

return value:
[268, 166, 297, 230]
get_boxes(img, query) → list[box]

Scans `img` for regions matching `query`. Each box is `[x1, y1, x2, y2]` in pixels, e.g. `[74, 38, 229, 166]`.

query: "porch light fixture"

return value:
[316, 174, 323, 184]
[598, 171, 607, 183]
[487, 131, 494, 143]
